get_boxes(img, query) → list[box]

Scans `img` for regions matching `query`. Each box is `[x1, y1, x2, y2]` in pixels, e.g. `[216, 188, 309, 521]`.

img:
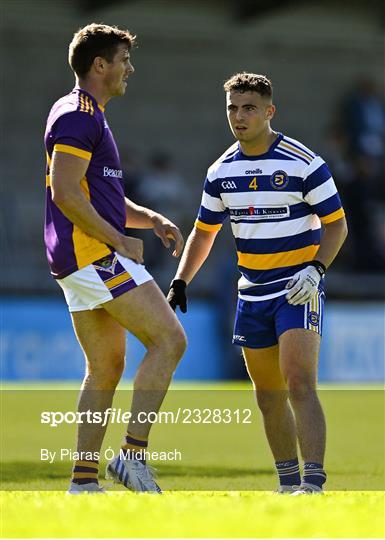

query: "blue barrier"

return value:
[1, 299, 384, 381]
[319, 302, 384, 382]
[0, 298, 225, 380]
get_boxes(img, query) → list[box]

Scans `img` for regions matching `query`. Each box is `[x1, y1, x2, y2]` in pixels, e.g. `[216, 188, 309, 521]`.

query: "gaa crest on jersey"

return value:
[308, 311, 320, 326]
[270, 170, 289, 190]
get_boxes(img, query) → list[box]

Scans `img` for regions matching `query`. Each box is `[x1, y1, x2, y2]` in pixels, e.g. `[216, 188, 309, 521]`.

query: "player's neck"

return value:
[76, 78, 111, 109]
[239, 128, 277, 157]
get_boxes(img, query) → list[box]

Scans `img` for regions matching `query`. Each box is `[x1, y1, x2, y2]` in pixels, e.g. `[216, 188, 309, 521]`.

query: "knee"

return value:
[164, 323, 187, 362]
[174, 327, 188, 361]
[286, 373, 316, 402]
[146, 321, 187, 370]
[154, 322, 187, 367]
[256, 390, 288, 416]
[87, 355, 125, 389]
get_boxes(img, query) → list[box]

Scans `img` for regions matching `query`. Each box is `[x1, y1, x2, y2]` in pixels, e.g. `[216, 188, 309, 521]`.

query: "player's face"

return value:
[104, 44, 134, 97]
[226, 91, 275, 142]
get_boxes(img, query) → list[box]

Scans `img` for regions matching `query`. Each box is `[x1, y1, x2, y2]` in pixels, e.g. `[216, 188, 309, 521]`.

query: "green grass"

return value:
[1, 383, 384, 537]
[2, 491, 384, 538]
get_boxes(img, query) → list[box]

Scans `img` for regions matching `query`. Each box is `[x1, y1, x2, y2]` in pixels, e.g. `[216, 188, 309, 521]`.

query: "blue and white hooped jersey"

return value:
[195, 133, 345, 302]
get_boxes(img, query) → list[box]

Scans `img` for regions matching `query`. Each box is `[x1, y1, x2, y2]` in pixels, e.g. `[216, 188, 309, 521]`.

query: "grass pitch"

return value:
[1, 383, 384, 537]
[2, 491, 384, 538]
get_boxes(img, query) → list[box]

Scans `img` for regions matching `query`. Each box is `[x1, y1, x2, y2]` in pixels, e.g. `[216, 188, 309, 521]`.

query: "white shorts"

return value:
[57, 252, 153, 312]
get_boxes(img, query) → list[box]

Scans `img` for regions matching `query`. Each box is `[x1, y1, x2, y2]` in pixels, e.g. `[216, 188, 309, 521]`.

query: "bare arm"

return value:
[124, 198, 157, 229]
[174, 227, 218, 284]
[286, 216, 348, 305]
[124, 198, 184, 257]
[167, 226, 218, 312]
[316, 216, 348, 268]
[51, 151, 143, 263]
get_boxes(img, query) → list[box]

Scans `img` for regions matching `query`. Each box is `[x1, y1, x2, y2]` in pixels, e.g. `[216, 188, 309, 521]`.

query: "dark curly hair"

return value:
[68, 23, 136, 78]
[224, 73, 273, 99]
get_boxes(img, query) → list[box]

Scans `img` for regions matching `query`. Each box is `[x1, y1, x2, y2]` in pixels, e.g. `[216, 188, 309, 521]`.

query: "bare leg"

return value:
[71, 309, 126, 454]
[243, 345, 297, 461]
[102, 280, 187, 438]
[279, 329, 326, 464]
[71, 279, 186, 456]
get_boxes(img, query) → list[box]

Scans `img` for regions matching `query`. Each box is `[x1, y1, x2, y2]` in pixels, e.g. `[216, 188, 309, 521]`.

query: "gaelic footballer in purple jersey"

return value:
[44, 87, 126, 279]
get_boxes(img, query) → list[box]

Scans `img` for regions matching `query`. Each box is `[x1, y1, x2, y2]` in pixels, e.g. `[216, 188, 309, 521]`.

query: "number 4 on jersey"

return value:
[249, 177, 258, 190]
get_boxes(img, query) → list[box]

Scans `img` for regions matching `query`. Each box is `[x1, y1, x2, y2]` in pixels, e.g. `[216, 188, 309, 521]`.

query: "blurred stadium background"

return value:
[1, 0, 384, 382]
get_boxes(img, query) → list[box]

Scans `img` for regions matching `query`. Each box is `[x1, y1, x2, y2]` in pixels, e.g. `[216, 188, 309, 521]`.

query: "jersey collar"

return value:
[73, 86, 105, 112]
[238, 132, 283, 160]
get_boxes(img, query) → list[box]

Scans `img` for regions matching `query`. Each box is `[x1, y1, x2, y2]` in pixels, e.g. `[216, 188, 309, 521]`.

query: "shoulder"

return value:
[277, 135, 334, 184]
[50, 90, 96, 115]
[207, 142, 239, 181]
[47, 91, 100, 130]
[276, 134, 318, 167]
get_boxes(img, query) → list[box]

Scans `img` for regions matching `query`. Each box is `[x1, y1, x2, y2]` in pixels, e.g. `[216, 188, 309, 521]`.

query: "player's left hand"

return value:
[285, 266, 321, 305]
[152, 215, 184, 257]
[167, 279, 187, 313]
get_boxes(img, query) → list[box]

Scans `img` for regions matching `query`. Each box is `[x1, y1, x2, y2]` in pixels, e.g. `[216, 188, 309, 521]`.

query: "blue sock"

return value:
[303, 462, 327, 488]
[275, 458, 301, 487]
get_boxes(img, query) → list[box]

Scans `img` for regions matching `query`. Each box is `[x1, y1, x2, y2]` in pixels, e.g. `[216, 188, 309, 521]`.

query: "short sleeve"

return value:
[52, 111, 102, 161]
[195, 176, 228, 232]
[303, 157, 345, 224]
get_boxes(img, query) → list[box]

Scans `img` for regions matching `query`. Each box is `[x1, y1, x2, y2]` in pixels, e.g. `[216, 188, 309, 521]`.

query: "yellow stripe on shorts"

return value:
[105, 272, 132, 290]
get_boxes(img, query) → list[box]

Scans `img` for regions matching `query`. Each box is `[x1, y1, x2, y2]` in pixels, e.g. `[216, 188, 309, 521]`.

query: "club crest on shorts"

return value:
[308, 311, 320, 326]
[270, 170, 289, 190]
[93, 254, 118, 275]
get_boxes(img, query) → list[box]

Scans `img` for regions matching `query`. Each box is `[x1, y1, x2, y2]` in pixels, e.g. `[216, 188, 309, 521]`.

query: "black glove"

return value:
[167, 279, 187, 313]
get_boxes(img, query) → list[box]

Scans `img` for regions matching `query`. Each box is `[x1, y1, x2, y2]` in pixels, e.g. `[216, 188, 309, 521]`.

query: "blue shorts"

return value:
[232, 288, 325, 349]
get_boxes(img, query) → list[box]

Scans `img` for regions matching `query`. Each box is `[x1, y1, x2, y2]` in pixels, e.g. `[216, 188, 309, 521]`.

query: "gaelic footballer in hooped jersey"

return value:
[44, 87, 126, 279]
[195, 134, 345, 302]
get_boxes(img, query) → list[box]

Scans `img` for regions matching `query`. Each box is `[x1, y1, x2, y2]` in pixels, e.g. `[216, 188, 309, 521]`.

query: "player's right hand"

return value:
[115, 235, 144, 264]
[167, 279, 187, 313]
[285, 265, 320, 305]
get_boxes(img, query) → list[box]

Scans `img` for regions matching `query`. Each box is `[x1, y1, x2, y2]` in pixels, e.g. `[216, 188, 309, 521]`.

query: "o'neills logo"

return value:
[245, 168, 262, 175]
[103, 166, 123, 178]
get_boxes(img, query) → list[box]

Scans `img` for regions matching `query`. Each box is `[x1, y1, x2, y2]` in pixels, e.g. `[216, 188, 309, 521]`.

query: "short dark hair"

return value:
[68, 23, 136, 78]
[224, 72, 273, 99]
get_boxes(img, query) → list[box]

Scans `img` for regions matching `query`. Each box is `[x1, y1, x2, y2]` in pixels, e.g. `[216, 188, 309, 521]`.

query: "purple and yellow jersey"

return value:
[195, 134, 345, 301]
[44, 87, 126, 279]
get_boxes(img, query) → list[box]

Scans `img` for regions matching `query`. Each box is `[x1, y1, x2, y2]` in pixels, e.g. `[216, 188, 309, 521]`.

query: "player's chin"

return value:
[234, 132, 247, 142]
[233, 128, 249, 140]
[116, 83, 127, 96]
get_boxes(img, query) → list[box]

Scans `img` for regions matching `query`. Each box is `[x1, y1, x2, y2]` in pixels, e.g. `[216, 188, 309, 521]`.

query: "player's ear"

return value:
[93, 56, 105, 74]
[266, 104, 276, 120]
